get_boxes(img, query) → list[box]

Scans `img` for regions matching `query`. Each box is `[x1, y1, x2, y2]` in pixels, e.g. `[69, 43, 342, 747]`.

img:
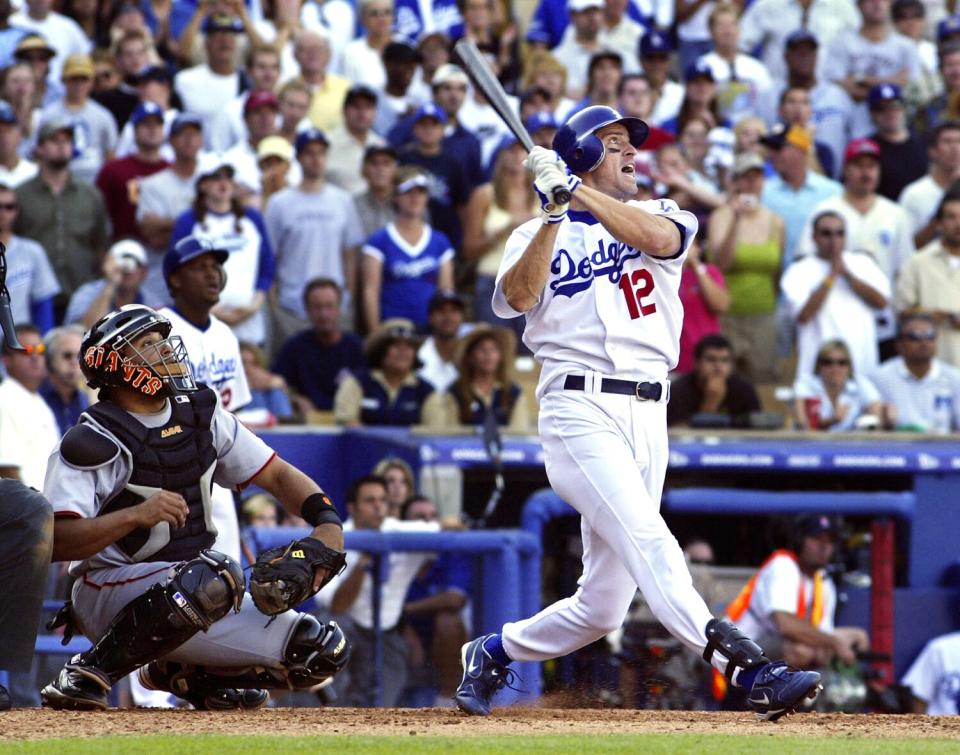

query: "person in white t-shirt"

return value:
[318, 474, 439, 707]
[898, 121, 960, 249]
[174, 16, 245, 141]
[902, 631, 960, 714]
[724, 515, 868, 669]
[794, 138, 914, 349]
[417, 288, 467, 392]
[0, 324, 60, 490]
[0, 100, 36, 187]
[696, 5, 773, 126]
[339, 0, 392, 91]
[781, 210, 891, 379]
[552, 0, 607, 100]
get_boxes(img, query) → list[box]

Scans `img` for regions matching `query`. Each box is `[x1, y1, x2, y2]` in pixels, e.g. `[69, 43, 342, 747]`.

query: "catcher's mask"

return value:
[81, 304, 196, 396]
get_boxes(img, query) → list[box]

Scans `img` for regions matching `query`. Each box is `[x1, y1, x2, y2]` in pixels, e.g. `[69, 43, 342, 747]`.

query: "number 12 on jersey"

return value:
[618, 268, 657, 319]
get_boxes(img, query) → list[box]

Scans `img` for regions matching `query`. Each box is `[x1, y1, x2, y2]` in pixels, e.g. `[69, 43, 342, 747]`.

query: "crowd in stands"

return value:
[0, 0, 953, 437]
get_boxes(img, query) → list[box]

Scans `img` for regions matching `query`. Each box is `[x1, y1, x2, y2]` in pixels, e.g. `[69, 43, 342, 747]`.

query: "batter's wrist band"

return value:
[302, 492, 342, 529]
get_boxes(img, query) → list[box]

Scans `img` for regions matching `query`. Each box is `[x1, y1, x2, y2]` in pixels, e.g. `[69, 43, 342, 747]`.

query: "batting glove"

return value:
[533, 166, 581, 224]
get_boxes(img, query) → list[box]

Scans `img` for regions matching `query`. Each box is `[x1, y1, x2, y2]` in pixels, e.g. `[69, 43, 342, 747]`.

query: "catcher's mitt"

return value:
[249, 537, 347, 615]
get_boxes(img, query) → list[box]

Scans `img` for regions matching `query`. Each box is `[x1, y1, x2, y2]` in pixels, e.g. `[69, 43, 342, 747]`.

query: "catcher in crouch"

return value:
[40, 304, 349, 711]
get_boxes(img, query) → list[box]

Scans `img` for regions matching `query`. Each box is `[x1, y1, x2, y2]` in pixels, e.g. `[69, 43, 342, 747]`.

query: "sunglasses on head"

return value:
[903, 330, 937, 342]
[819, 357, 849, 367]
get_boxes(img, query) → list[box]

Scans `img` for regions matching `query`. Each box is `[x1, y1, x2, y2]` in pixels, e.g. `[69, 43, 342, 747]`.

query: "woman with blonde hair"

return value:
[793, 340, 887, 431]
[522, 50, 576, 120]
[462, 137, 537, 336]
[423, 325, 529, 431]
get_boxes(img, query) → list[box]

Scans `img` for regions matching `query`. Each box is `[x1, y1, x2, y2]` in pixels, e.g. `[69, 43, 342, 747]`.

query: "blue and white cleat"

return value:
[747, 661, 823, 722]
[454, 634, 516, 716]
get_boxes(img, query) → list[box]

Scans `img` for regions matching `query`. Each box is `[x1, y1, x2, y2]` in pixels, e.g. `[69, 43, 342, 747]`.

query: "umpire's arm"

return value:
[251, 457, 344, 552]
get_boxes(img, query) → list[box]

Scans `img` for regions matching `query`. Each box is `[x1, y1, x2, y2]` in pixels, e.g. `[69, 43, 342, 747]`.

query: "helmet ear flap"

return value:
[568, 132, 605, 173]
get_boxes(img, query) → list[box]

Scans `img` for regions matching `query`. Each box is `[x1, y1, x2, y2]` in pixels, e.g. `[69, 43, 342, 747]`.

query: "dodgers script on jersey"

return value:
[160, 307, 252, 412]
[493, 199, 697, 396]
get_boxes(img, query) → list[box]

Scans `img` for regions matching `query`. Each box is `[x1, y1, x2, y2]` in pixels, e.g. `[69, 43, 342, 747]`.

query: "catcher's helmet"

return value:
[552, 105, 649, 173]
[80, 304, 196, 396]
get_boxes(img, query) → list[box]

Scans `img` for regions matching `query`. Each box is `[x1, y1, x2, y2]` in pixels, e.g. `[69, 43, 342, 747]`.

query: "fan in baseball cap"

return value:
[843, 137, 881, 164]
[130, 101, 165, 126]
[797, 514, 835, 540]
[412, 103, 447, 124]
[867, 83, 903, 110]
[639, 30, 674, 57]
[295, 127, 329, 153]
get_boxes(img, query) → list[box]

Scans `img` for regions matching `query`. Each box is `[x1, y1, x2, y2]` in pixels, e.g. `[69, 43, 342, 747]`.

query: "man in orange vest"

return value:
[725, 515, 869, 669]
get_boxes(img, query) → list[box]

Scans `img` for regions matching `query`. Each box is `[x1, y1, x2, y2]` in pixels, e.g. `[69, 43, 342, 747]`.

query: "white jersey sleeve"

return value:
[751, 555, 804, 620]
[901, 632, 960, 714]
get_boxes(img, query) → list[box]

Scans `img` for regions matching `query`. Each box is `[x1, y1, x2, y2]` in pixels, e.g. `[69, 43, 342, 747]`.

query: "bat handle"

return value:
[552, 186, 571, 205]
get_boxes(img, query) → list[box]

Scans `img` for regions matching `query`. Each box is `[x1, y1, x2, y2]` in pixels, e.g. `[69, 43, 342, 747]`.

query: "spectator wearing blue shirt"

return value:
[38, 324, 88, 437]
[760, 122, 842, 268]
[0, 182, 58, 332]
[361, 165, 454, 332]
[272, 278, 364, 413]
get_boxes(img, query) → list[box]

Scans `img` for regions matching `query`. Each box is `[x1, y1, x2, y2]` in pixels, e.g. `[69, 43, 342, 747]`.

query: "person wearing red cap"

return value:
[795, 136, 914, 357]
[224, 90, 301, 207]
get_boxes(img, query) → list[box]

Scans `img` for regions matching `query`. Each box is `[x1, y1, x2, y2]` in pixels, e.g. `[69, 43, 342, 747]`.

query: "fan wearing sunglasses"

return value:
[781, 209, 891, 380]
[793, 339, 888, 431]
[0, 323, 61, 487]
[870, 313, 960, 432]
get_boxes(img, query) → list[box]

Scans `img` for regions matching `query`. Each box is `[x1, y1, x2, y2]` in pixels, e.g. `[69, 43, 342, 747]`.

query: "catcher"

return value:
[40, 304, 350, 711]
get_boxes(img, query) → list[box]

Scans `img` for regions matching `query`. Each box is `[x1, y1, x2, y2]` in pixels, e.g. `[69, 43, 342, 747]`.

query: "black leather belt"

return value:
[563, 375, 663, 401]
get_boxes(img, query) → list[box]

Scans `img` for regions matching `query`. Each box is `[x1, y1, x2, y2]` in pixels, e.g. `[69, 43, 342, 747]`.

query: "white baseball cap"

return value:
[108, 239, 147, 268]
[569, 0, 603, 11]
[432, 64, 469, 88]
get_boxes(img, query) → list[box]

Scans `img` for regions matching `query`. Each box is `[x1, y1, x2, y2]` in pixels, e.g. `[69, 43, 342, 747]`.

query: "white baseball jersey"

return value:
[493, 200, 698, 397]
[42, 394, 274, 578]
[160, 307, 252, 412]
[902, 631, 960, 715]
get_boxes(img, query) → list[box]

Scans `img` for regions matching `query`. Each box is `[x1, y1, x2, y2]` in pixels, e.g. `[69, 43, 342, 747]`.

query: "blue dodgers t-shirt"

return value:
[272, 331, 364, 411]
[363, 223, 454, 328]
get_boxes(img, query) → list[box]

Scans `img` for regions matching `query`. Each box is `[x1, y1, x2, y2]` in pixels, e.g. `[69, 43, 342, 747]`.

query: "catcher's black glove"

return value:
[249, 536, 347, 615]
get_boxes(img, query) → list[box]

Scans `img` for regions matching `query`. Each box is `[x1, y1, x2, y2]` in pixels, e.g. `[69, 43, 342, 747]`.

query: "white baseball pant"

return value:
[501, 380, 728, 675]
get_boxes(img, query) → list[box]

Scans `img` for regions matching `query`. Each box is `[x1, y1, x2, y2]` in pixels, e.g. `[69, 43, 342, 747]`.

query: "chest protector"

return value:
[357, 370, 434, 426]
[87, 388, 219, 562]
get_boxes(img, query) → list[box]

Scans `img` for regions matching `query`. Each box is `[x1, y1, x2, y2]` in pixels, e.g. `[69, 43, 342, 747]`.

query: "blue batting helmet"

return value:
[164, 234, 232, 283]
[553, 106, 649, 173]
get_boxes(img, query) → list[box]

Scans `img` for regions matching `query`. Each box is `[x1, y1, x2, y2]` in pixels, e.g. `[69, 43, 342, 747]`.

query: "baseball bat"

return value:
[453, 39, 571, 206]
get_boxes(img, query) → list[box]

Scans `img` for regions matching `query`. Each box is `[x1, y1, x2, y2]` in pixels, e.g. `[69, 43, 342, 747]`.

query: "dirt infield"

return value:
[2, 708, 958, 741]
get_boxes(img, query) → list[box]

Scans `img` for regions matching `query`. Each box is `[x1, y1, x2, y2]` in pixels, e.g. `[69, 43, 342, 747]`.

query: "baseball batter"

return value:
[454, 106, 822, 721]
[39, 304, 350, 711]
